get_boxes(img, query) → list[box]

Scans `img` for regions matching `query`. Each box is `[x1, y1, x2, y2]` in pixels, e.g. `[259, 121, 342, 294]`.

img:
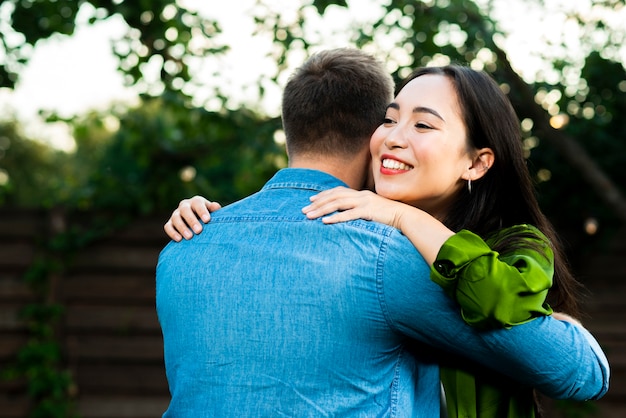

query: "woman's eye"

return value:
[382, 117, 395, 124]
[415, 122, 432, 129]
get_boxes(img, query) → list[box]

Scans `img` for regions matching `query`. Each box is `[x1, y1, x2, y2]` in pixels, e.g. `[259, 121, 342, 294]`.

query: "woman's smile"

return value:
[380, 155, 413, 173]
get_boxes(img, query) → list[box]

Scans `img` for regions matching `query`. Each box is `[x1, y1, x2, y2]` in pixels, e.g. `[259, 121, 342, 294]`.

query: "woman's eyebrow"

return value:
[386, 102, 445, 122]
[413, 106, 445, 121]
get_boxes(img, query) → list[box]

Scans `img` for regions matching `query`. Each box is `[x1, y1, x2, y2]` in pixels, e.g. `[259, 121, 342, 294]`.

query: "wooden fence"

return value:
[0, 209, 624, 417]
[0, 209, 170, 417]
[570, 230, 626, 418]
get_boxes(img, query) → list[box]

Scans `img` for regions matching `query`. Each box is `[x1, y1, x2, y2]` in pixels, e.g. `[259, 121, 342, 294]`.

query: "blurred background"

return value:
[0, 0, 624, 416]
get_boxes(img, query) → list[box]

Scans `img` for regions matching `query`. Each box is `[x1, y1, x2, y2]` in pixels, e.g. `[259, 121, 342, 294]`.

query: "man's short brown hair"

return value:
[281, 48, 394, 159]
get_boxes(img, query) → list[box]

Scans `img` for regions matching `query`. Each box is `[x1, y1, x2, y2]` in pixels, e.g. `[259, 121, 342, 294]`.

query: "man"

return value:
[156, 48, 609, 417]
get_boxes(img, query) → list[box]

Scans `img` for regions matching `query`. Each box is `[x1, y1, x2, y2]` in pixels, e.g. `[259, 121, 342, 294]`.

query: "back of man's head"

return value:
[281, 48, 393, 160]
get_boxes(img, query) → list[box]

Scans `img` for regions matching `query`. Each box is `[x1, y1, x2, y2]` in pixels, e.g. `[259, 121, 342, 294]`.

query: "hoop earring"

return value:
[467, 178, 472, 194]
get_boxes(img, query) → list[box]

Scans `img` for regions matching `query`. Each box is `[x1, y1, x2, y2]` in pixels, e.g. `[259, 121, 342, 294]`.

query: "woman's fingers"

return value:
[319, 209, 364, 224]
[164, 196, 222, 241]
[303, 187, 373, 222]
[303, 187, 409, 230]
[188, 195, 221, 224]
[308, 186, 352, 202]
[303, 194, 354, 218]
[164, 208, 189, 242]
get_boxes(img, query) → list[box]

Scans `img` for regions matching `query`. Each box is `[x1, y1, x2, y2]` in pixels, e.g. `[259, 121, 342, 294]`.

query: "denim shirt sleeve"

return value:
[378, 230, 610, 402]
[430, 226, 553, 329]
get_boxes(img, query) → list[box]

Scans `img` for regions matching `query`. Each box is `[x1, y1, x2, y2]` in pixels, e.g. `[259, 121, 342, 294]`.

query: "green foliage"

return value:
[311, 0, 348, 14]
[531, 53, 626, 238]
[0, 122, 74, 208]
[1, 0, 227, 94]
[572, 53, 626, 188]
[2, 208, 129, 417]
[3, 255, 78, 418]
[69, 94, 284, 214]
[1, 97, 285, 214]
[5, 333, 77, 418]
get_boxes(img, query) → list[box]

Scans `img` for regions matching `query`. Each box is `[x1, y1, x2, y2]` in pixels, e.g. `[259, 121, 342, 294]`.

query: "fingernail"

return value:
[193, 224, 202, 233]
[183, 231, 193, 239]
[201, 215, 210, 222]
[302, 205, 310, 213]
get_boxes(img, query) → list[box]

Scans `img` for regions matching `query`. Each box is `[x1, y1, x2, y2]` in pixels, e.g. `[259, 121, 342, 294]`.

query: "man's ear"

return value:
[466, 148, 495, 181]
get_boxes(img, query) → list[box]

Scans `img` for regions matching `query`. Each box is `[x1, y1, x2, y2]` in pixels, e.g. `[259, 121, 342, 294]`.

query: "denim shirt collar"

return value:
[262, 168, 349, 192]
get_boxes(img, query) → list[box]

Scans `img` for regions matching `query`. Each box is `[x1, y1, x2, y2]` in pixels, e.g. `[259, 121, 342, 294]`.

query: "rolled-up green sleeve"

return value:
[430, 226, 554, 328]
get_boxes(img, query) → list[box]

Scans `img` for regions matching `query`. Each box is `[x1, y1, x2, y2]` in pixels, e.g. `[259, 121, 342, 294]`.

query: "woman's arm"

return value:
[302, 186, 453, 264]
[164, 195, 222, 241]
[304, 187, 554, 328]
[431, 227, 554, 328]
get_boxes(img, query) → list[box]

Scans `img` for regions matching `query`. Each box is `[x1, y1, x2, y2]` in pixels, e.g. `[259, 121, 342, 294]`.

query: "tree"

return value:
[71, 93, 284, 214]
[530, 52, 626, 232]
[0, 121, 74, 207]
[1, 0, 286, 213]
[1, 0, 227, 97]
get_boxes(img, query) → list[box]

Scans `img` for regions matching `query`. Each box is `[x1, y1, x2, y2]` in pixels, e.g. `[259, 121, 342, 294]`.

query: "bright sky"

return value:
[0, 0, 624, 151]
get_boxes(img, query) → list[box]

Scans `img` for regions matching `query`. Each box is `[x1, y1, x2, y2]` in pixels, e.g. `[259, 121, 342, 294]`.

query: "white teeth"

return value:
[382, 159, 412, 171]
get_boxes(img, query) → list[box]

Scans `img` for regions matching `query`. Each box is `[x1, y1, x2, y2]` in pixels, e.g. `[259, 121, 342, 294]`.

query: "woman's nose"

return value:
[383, 128, 408, 149]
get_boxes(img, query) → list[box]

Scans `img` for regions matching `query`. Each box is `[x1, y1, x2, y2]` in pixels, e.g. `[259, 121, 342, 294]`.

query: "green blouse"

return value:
[430, 224, 554, 418]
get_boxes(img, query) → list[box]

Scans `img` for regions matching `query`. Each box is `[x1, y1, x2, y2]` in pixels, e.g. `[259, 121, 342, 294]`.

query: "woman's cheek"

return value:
[369, 127, 386, 152]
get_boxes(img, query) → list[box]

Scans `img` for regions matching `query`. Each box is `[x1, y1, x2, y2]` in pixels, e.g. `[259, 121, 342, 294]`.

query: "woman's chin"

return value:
[374, 184, 406, 202]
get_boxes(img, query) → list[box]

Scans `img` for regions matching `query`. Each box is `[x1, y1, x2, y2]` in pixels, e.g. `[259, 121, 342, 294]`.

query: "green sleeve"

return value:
[430, 225, 554, 329]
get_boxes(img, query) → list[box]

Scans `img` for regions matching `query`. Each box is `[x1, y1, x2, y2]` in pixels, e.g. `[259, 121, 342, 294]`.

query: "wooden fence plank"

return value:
[66, 335, 164, 362]
[71, 246, 162, 271]
[77, 396, 169, 418]
[63, 274, 157, 304]
[0, 242, 36, 267]
[0, 303, 28, 327]
[74, 364, 168, 395]
[0, 394, 30, 418]
[65, 306, 160, 333]
[0, 209, 45, 238]
[0, 335, 27, 359]
[0, 277, 33, 301]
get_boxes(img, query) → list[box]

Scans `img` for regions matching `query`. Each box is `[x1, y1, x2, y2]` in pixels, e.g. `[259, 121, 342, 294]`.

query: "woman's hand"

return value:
[302, 186, 407, 230]
[164, 195, 222, 242]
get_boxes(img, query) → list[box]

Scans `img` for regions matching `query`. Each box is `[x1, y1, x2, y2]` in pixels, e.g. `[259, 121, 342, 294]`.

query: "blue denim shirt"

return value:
[156, 168, 609, 417]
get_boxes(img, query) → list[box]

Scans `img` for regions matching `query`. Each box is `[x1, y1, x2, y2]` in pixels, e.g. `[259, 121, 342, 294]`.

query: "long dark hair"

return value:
[397, 66, 581, 317]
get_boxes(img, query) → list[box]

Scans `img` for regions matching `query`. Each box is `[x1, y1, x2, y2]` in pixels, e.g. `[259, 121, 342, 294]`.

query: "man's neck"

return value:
[289, 152, 370, 190]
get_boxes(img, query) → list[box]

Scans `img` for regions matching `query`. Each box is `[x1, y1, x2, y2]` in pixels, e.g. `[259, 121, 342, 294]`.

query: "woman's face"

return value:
[370, 74, 473, 219]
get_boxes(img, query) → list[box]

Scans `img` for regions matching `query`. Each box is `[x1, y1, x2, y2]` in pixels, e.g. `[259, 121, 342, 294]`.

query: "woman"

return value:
[302, 66, 584, 417]
[164, 65, 583, 417]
